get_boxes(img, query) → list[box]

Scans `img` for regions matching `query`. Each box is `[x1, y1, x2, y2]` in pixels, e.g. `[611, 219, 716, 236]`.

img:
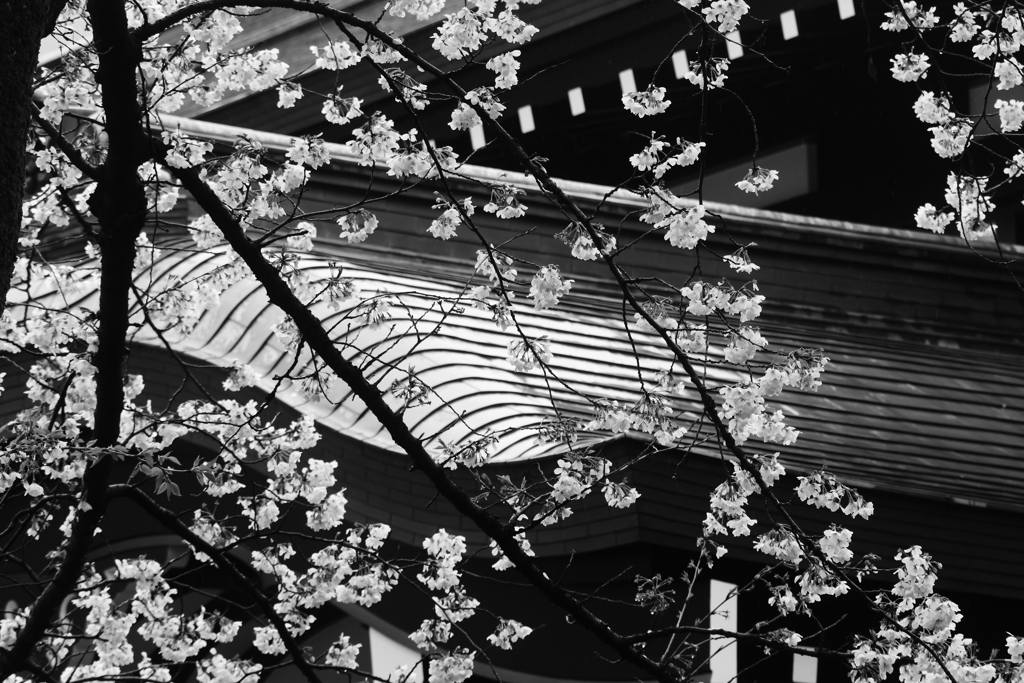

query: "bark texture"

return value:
[0, 0, 65, 307]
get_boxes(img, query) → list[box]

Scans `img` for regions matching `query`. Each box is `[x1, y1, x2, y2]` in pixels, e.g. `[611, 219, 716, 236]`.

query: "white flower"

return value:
[483, 184, 527, 219]
[622, 86, 671, 118]
[486, 51, 521, 89]
[161, 130, 213, 169]
[277, 82, 303, 109]
[630, 138, 668, 172]
[310, 42, 360, 70]
[997, 99, 1024, 132]
[724, 246, 758, 273]
[736, 167, 779, 194]
[196, 653, 262, 683]
[286, 221, 316, 251]
[914, 204, 952, 234]
[1007, 635, 1024, 663]
[818, 526, 854, 564]
[323, 96, 363, 125]
[913, 91, 952, 124]
[253, 626, 286, 655]
[325, 634, 362, 668]
[1008, 151, 1024, 179]
[684, 58, 729, 89]
[602, 480, 640, 509]
[474, 248, 517, 284]
[465, 87, 505, 120]
[881, 1, 938, 31]
[449, 102, 482, 131]
[754, 526, 804, 564]
[487, 619, 533, 650]
[286, 135, 329, 168]
[944, 173, 996, 241]
[389, 0, 445, 20]
[664, 204, 714, 249]
[631, 137, 704, 178]
[428, 649, 475, 683]
[223, 362, 259, 391]
[432, 8, 486, 60]
[891, 52, 930, 82]
[950, 3, 979, 42]
[703, 0, 749, 32]
[928, 118, 971, 158]
[349, 113, 401, 164]
[487, 9, 539, 44]
[996, 58, 1024, 90]
[489, 533, 534, 571]
[529, 266, 573, 309]
[337, 210, 378, 243]
[428, 198, 472, 240]
[507, 336, 552, 372]
[253, 500, 279, 529]
[724, 327, 766, 364]
[356, 293, 393, 330]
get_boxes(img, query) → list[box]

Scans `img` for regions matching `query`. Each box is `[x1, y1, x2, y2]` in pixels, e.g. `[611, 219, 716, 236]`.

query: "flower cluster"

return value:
[555, 221, 617, 260]
[466, 86, 506, 119]
[641, 190, 716, 249]
[890, 52, 930, 82]
[337, 210, 379, 244]
[487, 619, 533, 650]
[881, 2, 939, 31]
[679, 280, 764, 322]
[928, 117, 971, 158]
[310, 42, 361, 70]
[475, 247, 518, 284]
[529, 265, 573, 309]
[944, 173, 996, 241]
[489, 531, 536, 571]
[507, 336, 552, 372]
[486, 50, 522, 89]
[735, 166, 780, 194]
[683, 57, 730, 89]
[795, 470, 874, 519]
[630, 136, 704, 179]
[428, 197, 473, 240]
[704, 463, 759, 537]
[389, 0, 446, 20]
[349, 113, 402, 165]
[322, 95, 364, 125]
[483, 184, 527, 218]
[622, 86, 671, 117]
[702, 0, 749, 32]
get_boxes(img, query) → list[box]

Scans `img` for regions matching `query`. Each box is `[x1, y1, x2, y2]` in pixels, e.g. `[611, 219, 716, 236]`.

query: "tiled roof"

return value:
[40, 241, 1019, 512]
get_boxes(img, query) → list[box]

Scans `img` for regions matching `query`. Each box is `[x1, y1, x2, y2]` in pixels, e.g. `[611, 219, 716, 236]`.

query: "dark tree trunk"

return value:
[0, 0, 65, 306]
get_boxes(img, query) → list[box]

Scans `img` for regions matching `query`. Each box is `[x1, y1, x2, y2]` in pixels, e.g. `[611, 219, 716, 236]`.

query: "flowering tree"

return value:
[888, 1, 1024, 275]
[2, 1, 1022, 683]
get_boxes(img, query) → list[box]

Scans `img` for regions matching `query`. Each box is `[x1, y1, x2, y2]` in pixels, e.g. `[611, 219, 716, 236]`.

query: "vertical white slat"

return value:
[568, 87, 586, 116]
[518, 105, 535, 134]
[369, 627, 423, 683]
[470, 124, 486, 150]
[710, 580, 738, 683]
[794, 653, 819, 683]
[781, 10, 799, 40]
[619, 68, 638, 94]
[726, 32, 744, 60]
[673, 50, 690, 79]
[838, 0, 855, 19]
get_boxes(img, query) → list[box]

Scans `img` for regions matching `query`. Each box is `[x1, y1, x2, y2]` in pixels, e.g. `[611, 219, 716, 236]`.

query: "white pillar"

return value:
[709, 579, 738, 683]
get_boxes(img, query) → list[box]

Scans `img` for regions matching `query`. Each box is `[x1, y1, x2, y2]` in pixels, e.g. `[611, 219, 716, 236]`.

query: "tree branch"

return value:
[165, 156, 683, 683]
[110, 484, 326, 683]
